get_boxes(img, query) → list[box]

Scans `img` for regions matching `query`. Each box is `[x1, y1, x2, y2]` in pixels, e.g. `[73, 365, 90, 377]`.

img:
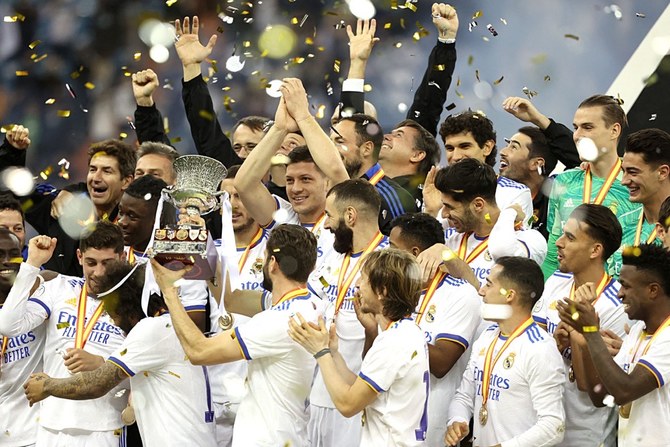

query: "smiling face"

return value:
[285, 162, 328, 219]
[331, 120, 365, 178]
[440, 193, 477, 234]
[621, 151, 663, 204]
[355, 270, 382, 315]
[220, 179, 256, 234]
[617, 264, 652, 321]
[444, 131, 491, 165]
[117, 193, 156, 250]
[0, 209, 25, 248]
[87, 154, 132, 212]
[78, 247, 123, 294]
[0, 231, 21, 295]
[379, 126, 420, 169]
[499, 132, 532, 182]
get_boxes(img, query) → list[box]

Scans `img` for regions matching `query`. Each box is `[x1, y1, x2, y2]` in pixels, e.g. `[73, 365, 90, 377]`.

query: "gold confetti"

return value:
[384, 22, 391, 29]
[473, 10, 483, 19]
[57, 110, 71, 117]
[467, 55, 474, 66]
[571, 311, 579, 321]
[170, 137, 182, 143]
[493, 76, 504, 85]
[45, 98, 56, 104]
[4, 14, 25, 22]
[433, 64, 445, 71]
[291, 17, 299, 25]
[403, 1, 417, 12]
[394, 42, 403, 48]
[28, 40, 41, 50]
[363, 84, 372, 92]
[564, 34, 580, 40]
[400, 18, 406, 29]
[500, 18, 508, 25]
[333, 59, 340, 73]
[119, 132, 128, 139]
[15, 71, 29, 77]
[133, 52, 142, 61]
[544, 75, 551, 82]
[85, 82, 95, 90]
[315, 104, 326, 119]
[484, 212, 492, 223]
[120, 348, 128, 356]
[56, 322, 70, 329]
[499, 288, 508, 296]
[456, 77, 461, 87]
[442, 248, 457, 261]
[166, 0, 178, 6]
[455, 90, 464, 99]
[31, 54, 48, 63]
[391, 0, 398, 9]
[412, 32, 421, 41]
[305, 37, 314, 45]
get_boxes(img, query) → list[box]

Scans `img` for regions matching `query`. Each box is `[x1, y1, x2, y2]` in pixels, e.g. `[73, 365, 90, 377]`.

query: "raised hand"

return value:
[432, 3, 459, 40]
[150, 258, 190, 295]
[502, 97, 550, 129]
[422, 166, 443, 217]
[26, 235, 57, 269]
[273, 96, 299, 134]
[347, 19, 379, 64]
[5, 124, 31, 150]
[280, 78, 311, 123]
[174, 16, 217, 67]
[131, 69, 160, 107]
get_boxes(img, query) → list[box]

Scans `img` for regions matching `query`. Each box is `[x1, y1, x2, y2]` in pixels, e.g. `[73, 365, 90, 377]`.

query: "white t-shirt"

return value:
[415, 274, 482, 446]
[533, 272, 629, 447]
[214, 230, 269, 292]
[0, 263, 126, 431]
[614, 320, 670, 447]
[448, 322, 566, 447]
[107, 314, 216, 447]
[308, 236, 389, 408]
[358, 318, 429, 447]
[232, 290, 324, 447]
[0, 303, 45, 447]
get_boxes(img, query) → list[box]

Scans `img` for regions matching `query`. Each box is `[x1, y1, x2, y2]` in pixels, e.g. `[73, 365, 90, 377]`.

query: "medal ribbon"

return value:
[272, 288, 309, 308]
[237, 228, 264, 274]
[457, 232, 489, 264]
[127, 247, 136, 265]
[0, 335, 8, 374]
[74, 284, 105, 349]
[633, 209, 658, 246]
[309, 213, 326, 235]
[335, 232, 385, 315]
[368, 167, 385, 186]
[640, 314, 670, 358]
[583, 158, 622, 205]
[481, 317, 535, 408]
[416, 272, 446, 324]
[569, 272, 611, 305]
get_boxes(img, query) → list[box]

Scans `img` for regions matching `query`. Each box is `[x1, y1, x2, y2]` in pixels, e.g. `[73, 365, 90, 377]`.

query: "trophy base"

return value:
[152, 230, 218, 281]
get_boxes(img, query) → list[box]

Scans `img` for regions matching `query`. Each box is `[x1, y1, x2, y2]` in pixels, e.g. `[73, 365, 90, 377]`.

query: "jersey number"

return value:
[415, 370, 429, 441]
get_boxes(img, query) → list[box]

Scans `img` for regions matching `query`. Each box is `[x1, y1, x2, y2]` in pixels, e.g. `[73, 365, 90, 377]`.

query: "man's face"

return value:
[233, 124, 265, 158]
[220, 179, 256, 233]
[478, 264, 507, 305]
[617, 264, 649, 321]
[499, 132, 532, 182]
[621, 151, 664, 204]
[117, 193, 156, 249]
[331, 120, 364, 178]
[444, 131, 490, 165]
[441, 193, 477, 233]
[572, 106, 617, 156]
[324, 195, 353, 254]
[78, 247, 122, 294]
[277, 133, 305, 156]
[355, 271, 382, 315]
[134, 154, 176, 185]
[87, 154, 131, 211]
[379, 126, 420, 170]
[656, 222, 670, 249]
[285, 162, 328, 218]
[555, 218, 596, 274]
[0, 232, 22, 294]
[389, 226, 417, 257]
[0, 209, 25, 247]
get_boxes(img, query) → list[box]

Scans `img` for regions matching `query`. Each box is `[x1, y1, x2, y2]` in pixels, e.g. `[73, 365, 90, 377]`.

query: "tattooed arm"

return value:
[23, 362, 127, 406]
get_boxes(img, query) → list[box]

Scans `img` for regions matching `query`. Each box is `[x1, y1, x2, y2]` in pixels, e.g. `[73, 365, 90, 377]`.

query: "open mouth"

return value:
[291, 196, 307, 204]
[499, 159, 509, 170]
[90, 185, 108, 197]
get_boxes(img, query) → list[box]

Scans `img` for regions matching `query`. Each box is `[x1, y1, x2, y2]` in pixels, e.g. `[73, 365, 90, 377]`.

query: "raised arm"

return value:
[281, 78, 349, 185]
[338, 19, 379, 116]
[407, 3, 459, 137]
[0, 124, 30, 170]
[175, 16, 242, 167]
[132, 69, 171, 145]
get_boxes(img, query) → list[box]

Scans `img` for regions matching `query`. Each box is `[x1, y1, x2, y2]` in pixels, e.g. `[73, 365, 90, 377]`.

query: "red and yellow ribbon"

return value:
[237, 228, 264, 273]
[309, 213, 327, 235]
[335, 232, 385, 314]
[583, 158, 622, 205]
[273, 288, 309, 308]
[457, 233, 489, 264]
[569, 272, 611, 305]
[416, 272, 446, 324]
[74, 284, 105, 349]
[368, 167, 385, 186]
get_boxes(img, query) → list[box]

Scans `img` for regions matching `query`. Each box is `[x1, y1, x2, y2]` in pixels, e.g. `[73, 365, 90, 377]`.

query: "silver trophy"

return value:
[151, 155, 227, 280]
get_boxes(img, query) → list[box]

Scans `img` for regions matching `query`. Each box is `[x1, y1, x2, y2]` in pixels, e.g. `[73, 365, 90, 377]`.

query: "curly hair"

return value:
[390, 213, 445, 251]
[439, 111, 497, 166]
[622, 244, 670, 296]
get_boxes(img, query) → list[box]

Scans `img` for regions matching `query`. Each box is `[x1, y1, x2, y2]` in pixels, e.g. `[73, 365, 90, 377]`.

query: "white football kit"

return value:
[231, 289, 324, 447]
[358, 318, 429, 447]
[448, 321, 566, 447]
[414, 273, 482, 446]
[107, 314, 217, 447]
[0, 263, 126, 445]
[533, 271, 629, 447]
[614, 320, 670, 447]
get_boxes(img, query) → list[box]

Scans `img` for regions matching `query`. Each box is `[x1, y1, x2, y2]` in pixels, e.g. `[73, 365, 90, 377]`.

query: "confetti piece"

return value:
[166, 0, 178, 5]
[15, 71, 29, 77]
[84, 82, 95, 90]
[45, 98, 55, 104]
[170, 137, 182, 143]
[487, 24, 498, 36]
[384, 22, 391, 29]
[468, 21, 478, 32]
[636, 12, 646, 18]
[28, 40, 41, 50]
[299, 14, 308, 27]
[472, 10, 482, 19]
[484, 213, 492, 223]
[364, 84, 372, 92]
[334, 20, 346, 30]
[394, 42, 403, 48]
[500, 18, 508, 25]
[467, 55, 474, 66]
[291, 17, 299, 25]
[455, 90, 464, 99]
[522, 87, 538, 99]
[446, 103, 456, 111]
[333, 59, 340, 73]
[316, 105, 326, 119]
[493, 76, 504, 85]
[571, 312, 579, 321]
[31, 54, 48, 63]
[482, 36, 490, 42]
[168, 371, 181, 379]
[56, 322, 70, 329]
[4, 14, 25, 22]
[544, 75, 551, 82]
[649, 114, 657, 121]
[402, 1, 417, 12]
[475, 70, 480, 82]
[391, 0, 398, 9]
[65, 83, 77, 98]
[326, 82, 333, 96]
[57, 110, 71, 117]
[119, 132, 128, 140]
[564, 34, 580, 40]
[120, 349, 128, 356]
[134, 52, 142, 61]
[433, 64, 445, 71]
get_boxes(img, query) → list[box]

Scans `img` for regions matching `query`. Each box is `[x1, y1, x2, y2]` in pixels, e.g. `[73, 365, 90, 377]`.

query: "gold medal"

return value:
[479, 405, 488, 426]
[121, 405, 136, 425]
[619, 403, 631, 419]
[568, 365, 575, 383]
[218, 313, 234, 330]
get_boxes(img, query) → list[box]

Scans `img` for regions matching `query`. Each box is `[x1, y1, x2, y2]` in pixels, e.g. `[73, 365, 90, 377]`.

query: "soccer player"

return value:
[618, 128, 670, 248]
[533, 204, 629, 446]
[557, 243, 670, 446]
[289, 248, 429, 446]
[0, 222, 127, 446]
[0, 228, 43, 446]
[656, 196, 670, 248]
[542, 95, 640, 279]
[308, 179, 389, 446]
[0, 193, 27, 259]
[389, 213, 482, 446]
[417, 158, 547, 287]
[151, 224, 323, 447]
[23, 261, 217, 447]
[446, 257, 565, 447]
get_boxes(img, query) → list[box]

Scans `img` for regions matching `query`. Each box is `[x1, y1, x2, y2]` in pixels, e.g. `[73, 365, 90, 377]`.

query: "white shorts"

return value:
[36, 426, 121, 447]
[308, 405, 361, 447]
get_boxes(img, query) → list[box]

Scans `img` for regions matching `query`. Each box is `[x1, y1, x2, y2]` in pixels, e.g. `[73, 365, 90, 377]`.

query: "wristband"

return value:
[438, 37, 456, 44]
[314, 348, 331, 359]
[582, 325, 598, 333]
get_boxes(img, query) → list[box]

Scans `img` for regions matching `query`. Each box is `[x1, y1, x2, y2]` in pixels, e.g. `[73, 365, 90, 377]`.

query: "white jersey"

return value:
[414, 274, 482, 446]
[358, 318, 429, 447]
[232, 289, 324, 447]
[448, 322, 565, 447]
[107, 314, 216, 447]
[0, 303, 45, 447]
[445, 226, 546, 286]
[309, 236, 390, 409]
[214, 229, 269, 292]
[0, 263, 126, 432]
[533, 272, 629, 447]
[614, 320, 670, 447]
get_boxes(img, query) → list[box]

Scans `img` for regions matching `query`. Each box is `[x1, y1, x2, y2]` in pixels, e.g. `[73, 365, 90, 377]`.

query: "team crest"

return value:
[484, 250, 492, 262]
[478, 348, 486, 357]
[250, 257, 264, 275]
[65, 297, 77, 307]
[503, 353, 516, 369]
[426, 305, 436, 323]
[549, 300, 558, 310]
